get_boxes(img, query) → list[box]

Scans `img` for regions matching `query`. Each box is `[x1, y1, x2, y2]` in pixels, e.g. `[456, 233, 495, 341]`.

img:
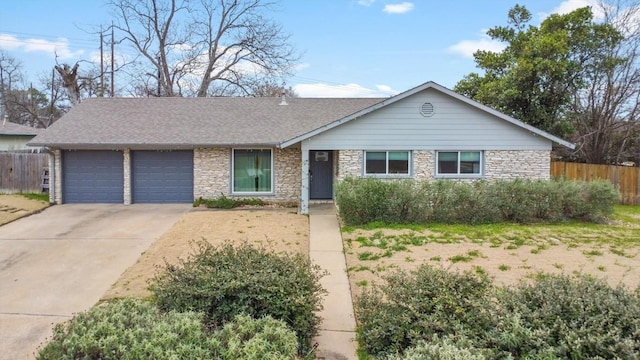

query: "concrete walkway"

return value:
[309, 203, 357, 360]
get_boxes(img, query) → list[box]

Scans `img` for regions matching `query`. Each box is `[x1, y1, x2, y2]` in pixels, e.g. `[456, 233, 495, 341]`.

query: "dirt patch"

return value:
[344, 227, 640, 299]
[103, 208, 309, 300]
[0, 195, 49, 226]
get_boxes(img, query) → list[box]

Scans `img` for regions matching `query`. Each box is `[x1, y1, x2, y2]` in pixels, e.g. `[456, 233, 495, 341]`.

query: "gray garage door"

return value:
[63, 150, 124, 203]
[131, 150, 194, 203]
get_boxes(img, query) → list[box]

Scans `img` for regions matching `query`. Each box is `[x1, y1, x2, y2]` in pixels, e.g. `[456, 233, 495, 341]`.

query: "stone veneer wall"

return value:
[336, 150, 362, 181]
[335, 149, 550, 182]
[193, 146, 301, 202]
[484, 150, 550, 180]
[123, 149, 131, 205]
[54, 149, 62, 204]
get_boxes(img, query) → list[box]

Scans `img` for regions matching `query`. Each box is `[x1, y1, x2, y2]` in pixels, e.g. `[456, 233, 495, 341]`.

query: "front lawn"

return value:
[343, 205, 640, 299]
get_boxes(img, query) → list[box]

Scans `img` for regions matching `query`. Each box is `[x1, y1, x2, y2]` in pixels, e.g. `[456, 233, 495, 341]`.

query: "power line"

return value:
[0, 30, 98, 46]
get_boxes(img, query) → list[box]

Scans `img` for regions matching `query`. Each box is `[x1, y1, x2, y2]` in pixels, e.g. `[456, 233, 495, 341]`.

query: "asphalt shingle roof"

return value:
[29, 97, 383, 148]
[0, 121, 43, 136]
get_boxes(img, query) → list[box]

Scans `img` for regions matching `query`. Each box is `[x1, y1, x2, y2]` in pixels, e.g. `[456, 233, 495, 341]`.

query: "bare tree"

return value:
[54, 63, 82, 105]
[568, 0, 640, 164]
[108, 0, 299, 97]
[248, 79, 297, 97]
[0, 52, 24, 118]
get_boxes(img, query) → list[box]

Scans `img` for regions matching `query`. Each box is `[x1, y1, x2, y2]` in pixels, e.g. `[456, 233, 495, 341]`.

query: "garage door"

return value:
[131, 150, 194, 203]
[63, 150, 124, 203]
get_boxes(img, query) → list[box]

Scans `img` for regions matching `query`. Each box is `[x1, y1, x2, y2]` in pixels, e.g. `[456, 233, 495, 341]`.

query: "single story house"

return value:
[1, 118, 44, 152]
[29, 81, 574, 213]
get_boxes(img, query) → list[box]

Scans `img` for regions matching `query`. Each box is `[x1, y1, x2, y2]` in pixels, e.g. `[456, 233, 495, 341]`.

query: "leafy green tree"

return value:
[455, 5, 623, 138]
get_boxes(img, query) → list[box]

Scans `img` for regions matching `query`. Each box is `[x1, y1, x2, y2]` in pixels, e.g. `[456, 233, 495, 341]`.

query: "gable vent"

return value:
[420, 102, 435, 117]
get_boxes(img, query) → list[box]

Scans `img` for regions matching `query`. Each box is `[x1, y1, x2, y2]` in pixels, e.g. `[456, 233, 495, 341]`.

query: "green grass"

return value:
[19, 192, 49, 202]
[583, 249, 604, 256]
[345, 205, 640, 250]
[451, 249, 485, 263]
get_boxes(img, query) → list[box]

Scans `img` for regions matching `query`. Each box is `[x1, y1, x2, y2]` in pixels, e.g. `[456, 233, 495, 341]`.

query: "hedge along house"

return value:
[29, 81, 574, 213]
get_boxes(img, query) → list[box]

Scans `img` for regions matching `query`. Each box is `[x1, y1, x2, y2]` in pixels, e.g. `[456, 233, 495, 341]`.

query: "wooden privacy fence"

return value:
[551, 161, 640, 205]
[0, 153, 49, 194]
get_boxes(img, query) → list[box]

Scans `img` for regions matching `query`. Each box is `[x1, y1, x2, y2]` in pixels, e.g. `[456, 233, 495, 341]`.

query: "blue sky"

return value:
[0, 0, 604, 97]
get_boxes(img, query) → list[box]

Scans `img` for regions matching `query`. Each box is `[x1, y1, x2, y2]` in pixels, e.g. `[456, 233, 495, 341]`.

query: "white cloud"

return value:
[543, 0, 606, 20]
[357, 0, 375, 6]
[0, 34, 22, 50]
[0, 33, 83, 59]
[294, 63, 310, 71]
[383, 2, 415, 14]
[294, 82, 399, 98]
[448, 33, 506, 58]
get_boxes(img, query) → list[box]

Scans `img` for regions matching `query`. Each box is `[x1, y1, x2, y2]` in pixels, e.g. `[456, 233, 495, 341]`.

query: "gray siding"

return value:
[302, 88, 551, 151]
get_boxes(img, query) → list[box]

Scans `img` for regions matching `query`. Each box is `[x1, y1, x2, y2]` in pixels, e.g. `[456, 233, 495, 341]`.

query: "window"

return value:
[437, 151, 482, 175]
[365, 151, 410, 175]
[232, 149, 272, 193]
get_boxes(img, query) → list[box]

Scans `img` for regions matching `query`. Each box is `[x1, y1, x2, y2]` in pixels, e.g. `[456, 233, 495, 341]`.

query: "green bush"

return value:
[37, 299, 299, 360]
[213, 314, 298, 359]
[492, 274, 640, 359]
[355, 265, 494, 357]
[193, 194, 265, 208]
[150, 241, 327, 354]
[335, 177, 619, 225]
[385, 337, 486, 360]
[356, 266, 640, 359]
[37, 298, 218, 359]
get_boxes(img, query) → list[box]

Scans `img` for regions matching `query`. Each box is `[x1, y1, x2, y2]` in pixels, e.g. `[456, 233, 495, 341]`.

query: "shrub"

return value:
[356, 268, 640, 359]
[335, 177, 619, 225]
[492, 274, 640, 359]
[193, 194, 265, 208]
[37, 299, 299, 360]
[212, 314, 298, 359]
[37, 298, 218, 359]
[385, 337, 487, 360]
[355, 265, 494, 357]
[150, 241, 327, 354]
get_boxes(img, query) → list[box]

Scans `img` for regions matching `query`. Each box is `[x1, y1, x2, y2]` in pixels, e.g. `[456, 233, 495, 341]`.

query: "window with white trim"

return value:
[232, 149, 273, 193]
[437, 151, 482, 175]
[365, 151, 410, 175]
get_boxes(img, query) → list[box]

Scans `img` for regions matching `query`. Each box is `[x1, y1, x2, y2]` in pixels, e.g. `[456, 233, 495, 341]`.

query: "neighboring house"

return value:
[29, 81, 574, 213]
[0, 119, 44, 152]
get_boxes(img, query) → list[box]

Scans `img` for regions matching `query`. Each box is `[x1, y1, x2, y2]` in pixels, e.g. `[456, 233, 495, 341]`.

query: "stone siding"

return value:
[193, 148, 230, 199]
[273, 147, 301, 201]
[335, 149, 550, 182]
[413, 151, 435, 180]
[336, 150, 362, 180]
[123, 149, 131, 205]
[53, 149, 62, 204]
[193, 147, 301, 202]
[485, 150, 550, 180]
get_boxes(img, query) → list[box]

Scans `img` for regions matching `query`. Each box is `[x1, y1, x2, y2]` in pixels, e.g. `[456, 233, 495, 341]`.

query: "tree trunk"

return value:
[54, 63, 81, 106]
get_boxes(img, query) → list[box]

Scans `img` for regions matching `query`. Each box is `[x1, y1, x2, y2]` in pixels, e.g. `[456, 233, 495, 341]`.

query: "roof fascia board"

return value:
[29, 142, 280, 149]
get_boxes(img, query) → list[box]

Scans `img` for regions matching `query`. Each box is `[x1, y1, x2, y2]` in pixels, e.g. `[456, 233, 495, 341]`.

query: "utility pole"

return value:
[111, 22, 115, 97]
[100, 26, 104, 97]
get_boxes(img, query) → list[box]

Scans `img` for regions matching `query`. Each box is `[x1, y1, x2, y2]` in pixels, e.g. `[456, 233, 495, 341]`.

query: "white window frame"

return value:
[435, 150, 483, 178]
[231, 148, 274, 194]
[363, 150, 412, 177]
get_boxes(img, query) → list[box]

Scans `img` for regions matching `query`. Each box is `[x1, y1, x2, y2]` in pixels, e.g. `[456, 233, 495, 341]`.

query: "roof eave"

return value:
[30, 142, 281, 149]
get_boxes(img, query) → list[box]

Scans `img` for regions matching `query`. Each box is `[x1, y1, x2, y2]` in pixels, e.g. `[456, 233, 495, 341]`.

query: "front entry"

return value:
[310, 150, 333, 199]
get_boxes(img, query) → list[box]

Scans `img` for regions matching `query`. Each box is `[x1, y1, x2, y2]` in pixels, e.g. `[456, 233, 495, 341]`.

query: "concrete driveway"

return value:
[0, 204, 190, 360]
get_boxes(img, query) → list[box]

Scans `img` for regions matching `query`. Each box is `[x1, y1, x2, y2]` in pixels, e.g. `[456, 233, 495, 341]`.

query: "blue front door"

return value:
[310, 151, 333, 199]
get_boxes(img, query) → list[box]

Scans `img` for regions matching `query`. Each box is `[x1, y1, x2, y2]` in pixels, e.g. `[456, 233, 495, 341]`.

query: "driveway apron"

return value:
[0, 204, 190, 360]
